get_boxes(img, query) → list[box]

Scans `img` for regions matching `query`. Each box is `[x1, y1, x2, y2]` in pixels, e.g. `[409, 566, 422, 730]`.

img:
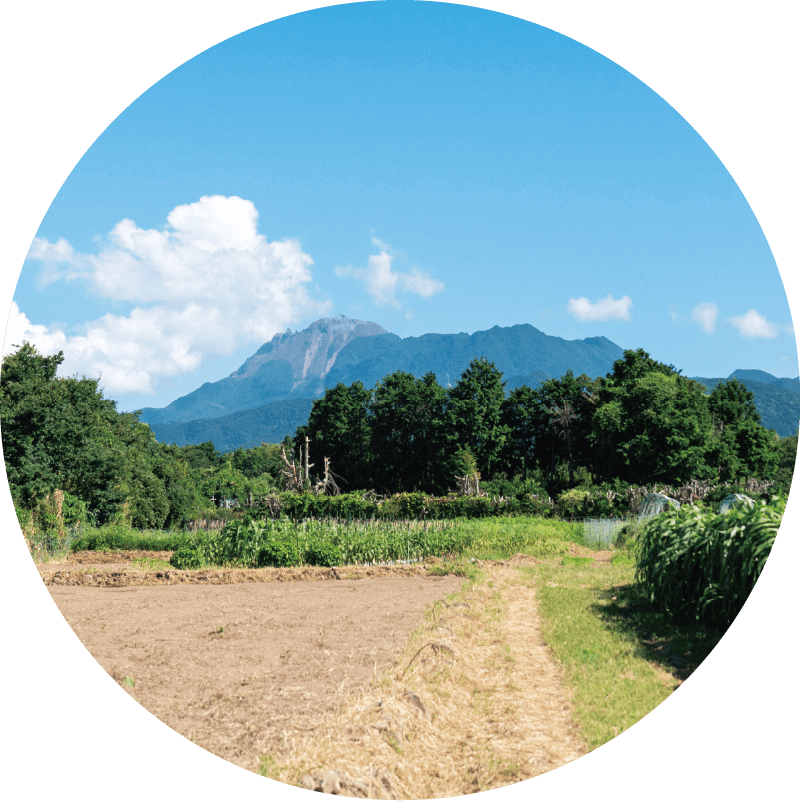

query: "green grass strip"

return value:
[532, 560, 720, 751]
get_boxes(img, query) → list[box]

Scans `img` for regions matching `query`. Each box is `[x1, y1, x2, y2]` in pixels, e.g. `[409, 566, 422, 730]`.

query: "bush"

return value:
[304, 540, 342, 567]
[392, 492, 428, 519]
[556, 488, 593, 518]
[170, 547, 206, 570]
[258, 538, 301, 568]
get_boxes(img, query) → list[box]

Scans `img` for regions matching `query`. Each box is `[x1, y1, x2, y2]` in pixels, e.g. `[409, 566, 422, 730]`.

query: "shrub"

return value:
[304, 540, 342, 567]
[170, 547, 206, 570]
[556, 488, 593, 518]
[393, 492, 429, 519]
[258, 538, 301, 568]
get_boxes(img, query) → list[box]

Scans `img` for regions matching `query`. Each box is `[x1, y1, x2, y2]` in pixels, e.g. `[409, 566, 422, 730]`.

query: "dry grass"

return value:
[265, 564, 585, 798]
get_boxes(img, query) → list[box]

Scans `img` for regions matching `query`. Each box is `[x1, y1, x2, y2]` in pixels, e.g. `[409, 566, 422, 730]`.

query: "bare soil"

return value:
[40, 552, 590, 794]
[45, 556, 464, 772]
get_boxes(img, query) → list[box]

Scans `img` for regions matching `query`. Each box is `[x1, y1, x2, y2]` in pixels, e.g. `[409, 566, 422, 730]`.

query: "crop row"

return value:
[169, 515, 583, 569]
[635, 495, 783, 629]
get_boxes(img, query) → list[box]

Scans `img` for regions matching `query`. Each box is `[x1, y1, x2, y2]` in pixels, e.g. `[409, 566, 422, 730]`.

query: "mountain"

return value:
[727, 369, 800, 397]
[322, 325, 623, 390]
[690, 371, 800, 437]
[148, 397, 315, 452]
[142, 318, 800, 450]
[139, 315, 387, 425]
[143, 317, 627, 450]
[139, 317, 626, 428]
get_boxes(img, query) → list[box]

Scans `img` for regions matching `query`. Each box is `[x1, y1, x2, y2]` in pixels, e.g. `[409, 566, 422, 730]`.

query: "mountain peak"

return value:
[232, 315, 388, 385]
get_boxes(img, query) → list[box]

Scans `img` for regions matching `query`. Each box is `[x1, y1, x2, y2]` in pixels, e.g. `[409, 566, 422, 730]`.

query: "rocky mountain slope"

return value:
[139, 315, 386, 425]
[139, 317, 625, 427]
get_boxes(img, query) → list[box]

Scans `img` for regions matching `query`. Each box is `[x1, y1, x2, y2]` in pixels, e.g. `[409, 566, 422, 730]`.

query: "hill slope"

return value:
[149, 397, 315, 452]
[691, 372, 800, 436]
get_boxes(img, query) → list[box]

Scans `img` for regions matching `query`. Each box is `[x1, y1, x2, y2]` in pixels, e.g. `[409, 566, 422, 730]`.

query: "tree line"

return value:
[0, 343, 291, 529]
[294, 349, 797, 497]
[1, 342, 795, 532]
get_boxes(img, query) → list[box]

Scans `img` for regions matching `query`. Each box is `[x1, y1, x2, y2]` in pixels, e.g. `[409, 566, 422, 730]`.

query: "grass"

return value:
[445, 514, 687, 756]
[49, 509, 728, 790]
[532, 557, 722, 750]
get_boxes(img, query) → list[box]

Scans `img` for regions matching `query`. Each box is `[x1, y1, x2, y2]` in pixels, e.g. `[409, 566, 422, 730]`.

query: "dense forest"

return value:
[1, 342, 796, 531]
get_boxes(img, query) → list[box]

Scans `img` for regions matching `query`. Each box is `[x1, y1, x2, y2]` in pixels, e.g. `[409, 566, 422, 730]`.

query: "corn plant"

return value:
[635, 495, 784, 629]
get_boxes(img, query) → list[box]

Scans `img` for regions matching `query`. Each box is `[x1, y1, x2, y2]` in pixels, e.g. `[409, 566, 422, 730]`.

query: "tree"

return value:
[589, 350, 714, 485]
[370, 371, 448, 493]
[445, 358, 509, 480]
[179, 441, 222, 471]
[151, 451, 207, 528]
[499, 385, 539, 478]
[525, 370, 596, 488]
[705, 379, 776, 483]
[774, 431, 798, 492]
[1, 342, 132, 522]
[295, 382, 373, 490]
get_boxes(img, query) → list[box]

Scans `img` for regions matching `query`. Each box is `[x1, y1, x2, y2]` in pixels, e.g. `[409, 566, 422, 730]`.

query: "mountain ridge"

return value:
[138, 317, 626, 427]
[138, 316, 799, 450]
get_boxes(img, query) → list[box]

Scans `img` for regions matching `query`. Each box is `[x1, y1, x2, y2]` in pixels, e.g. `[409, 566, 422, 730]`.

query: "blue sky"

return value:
[8, 1, 797, 412]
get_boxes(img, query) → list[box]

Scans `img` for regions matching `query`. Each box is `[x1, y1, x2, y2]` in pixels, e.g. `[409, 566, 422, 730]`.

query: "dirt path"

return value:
[44, 556, 586, 795]
[278, 565, 585, 797]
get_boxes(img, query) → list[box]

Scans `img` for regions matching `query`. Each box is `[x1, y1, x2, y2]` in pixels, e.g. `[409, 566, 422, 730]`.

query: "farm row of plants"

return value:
[53, 514, 583, 569]
[168, 514, 583, 569]
[634, 495, 784, 629]
[260, 479, 777, 523]
[27, 487, 785, 638]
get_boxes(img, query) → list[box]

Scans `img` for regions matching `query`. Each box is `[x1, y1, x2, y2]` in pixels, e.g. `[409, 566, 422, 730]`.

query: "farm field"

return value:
[37, 532, 721, 796]
[29, 496, 783, 798]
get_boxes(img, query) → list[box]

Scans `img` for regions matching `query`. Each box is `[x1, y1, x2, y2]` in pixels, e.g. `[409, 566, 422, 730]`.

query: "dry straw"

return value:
[271, 565, 585, 798]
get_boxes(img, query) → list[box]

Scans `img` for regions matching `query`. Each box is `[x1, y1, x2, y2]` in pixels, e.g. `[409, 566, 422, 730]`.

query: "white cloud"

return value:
[19, 195, 329, 395]
[335, 241, 444, 308]
[691, 302, 718, 334]
[567, 294, 632, 322]
[4, 302, 68, 358]
[728, 309, 779, 339]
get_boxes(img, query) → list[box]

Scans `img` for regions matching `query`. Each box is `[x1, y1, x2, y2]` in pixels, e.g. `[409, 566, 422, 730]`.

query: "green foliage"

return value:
[211, 519, 275, 566]
[1, 342, 218, 529]
[773, 433, 798, 494]
[635, 495, 784, 629]
[523, 370, 597, 489]
[258, 538, 301, 568]
[370, 371, 449, 493]
[445, 357, 509, 479]
[71, 523, 196, 552]
[555, 488, 594, 518]
[705, 379, 777, 482]
[391, 491, 429, 519]
[296, 381, 373, 490]
[6, 343, 789, 541]
[2, 343, 124, 521]
[180, 440, 222, 470]
[303, 539, 342, 567]
[498, 385, 539, 478]
[590, 350, 715, 485]
[170, 547, 206, 570]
